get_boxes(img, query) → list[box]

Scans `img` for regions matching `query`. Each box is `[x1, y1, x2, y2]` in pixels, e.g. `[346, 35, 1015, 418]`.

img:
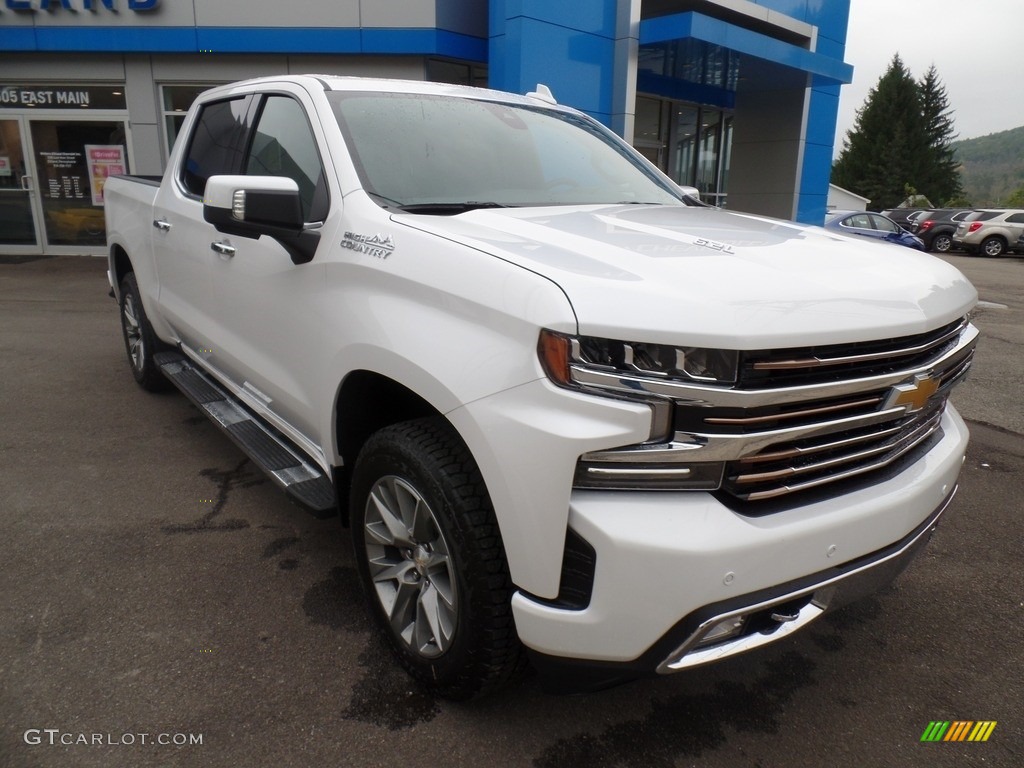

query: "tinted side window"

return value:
[1005, 212, 1024, 224]
[871, 215, 899, 233]
[844, 214, 870, 229]
[181, 97, 252, 197]
[246, 95, 328, 222]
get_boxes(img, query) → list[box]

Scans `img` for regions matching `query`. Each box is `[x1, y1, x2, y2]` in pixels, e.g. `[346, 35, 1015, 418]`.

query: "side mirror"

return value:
[203, 175, 319, 264]
[675, 184, 711, 207]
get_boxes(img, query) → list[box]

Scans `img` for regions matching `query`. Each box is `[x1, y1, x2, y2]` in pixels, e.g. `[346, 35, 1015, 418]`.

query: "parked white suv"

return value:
[953, 209, 1024, 256]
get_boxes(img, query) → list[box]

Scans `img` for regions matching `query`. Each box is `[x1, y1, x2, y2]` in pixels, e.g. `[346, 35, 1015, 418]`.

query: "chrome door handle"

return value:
[210, 241, 236, 256]
[153, 219, 172, 232]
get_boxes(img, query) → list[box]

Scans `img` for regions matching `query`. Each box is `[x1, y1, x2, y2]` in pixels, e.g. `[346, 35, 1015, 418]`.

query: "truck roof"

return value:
[199, 74, 561, 109]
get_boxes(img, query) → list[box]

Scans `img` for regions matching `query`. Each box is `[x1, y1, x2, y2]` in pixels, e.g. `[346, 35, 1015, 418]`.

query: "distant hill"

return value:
[953, 126, 1024, 206]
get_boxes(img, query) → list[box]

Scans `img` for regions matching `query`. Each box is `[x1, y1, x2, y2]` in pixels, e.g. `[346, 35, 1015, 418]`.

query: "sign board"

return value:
[1, 1, 159, 12]
[85, 144, 125, 205]
[0, 85, 127, 110]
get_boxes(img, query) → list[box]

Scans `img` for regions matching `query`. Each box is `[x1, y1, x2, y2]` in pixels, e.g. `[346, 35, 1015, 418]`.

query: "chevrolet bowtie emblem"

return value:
[885, 372, 941, 413]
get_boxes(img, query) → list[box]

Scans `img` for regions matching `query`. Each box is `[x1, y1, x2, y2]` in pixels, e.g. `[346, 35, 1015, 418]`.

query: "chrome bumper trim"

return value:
[656, 485, 957, 673]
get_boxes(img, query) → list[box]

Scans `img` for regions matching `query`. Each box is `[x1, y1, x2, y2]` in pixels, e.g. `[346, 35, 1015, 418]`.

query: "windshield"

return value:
[327, 91, 683, 211]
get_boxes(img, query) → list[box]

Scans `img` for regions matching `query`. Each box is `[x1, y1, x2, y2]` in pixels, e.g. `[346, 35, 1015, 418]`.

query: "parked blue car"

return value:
[824, 210, 926, 250]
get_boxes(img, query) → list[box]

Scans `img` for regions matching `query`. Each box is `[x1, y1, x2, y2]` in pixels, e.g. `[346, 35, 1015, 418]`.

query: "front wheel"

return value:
[350, 418, 524, 699]
[981, 236, 1006, 257]
[931, 233, 953, 253]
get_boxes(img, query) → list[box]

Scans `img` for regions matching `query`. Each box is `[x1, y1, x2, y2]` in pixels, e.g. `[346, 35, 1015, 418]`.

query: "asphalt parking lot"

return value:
[1, 252, 1021, 768]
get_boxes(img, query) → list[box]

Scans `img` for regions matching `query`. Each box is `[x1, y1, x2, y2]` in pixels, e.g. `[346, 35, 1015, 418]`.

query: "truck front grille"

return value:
[722, 401, 944, 501]
[675, 317, 977, 506]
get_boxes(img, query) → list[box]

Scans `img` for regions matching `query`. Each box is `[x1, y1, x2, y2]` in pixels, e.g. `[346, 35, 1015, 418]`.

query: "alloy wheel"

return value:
[122, 294, 144, 372]
[363, 475, 458, 658]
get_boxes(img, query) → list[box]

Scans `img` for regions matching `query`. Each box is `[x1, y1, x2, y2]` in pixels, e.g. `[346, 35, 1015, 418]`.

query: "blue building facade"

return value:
[1, 0, 852, 255]
[490, 1, 852, 221]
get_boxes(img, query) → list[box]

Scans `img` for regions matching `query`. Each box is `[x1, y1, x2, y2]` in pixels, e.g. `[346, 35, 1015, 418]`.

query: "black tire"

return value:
[981, 236, 1006, 257]
[931, 233, 953, 253]
[118, 272, 169, 391]
[350, 417, 524, 699]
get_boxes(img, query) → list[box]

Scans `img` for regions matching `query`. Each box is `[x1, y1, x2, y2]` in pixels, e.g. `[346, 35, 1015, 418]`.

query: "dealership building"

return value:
[1, 0, 853, 256]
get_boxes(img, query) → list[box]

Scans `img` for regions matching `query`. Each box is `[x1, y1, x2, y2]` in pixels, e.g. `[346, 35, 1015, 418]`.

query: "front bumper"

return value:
[513, 405, 969, 690]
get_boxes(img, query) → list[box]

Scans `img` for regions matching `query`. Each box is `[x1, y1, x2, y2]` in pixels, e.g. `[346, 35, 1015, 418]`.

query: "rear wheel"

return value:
[981, 236, 1006, 257]
[350, 418, 524, 699]
[931, 233, 953, 253]
[119, 272, 168, 391]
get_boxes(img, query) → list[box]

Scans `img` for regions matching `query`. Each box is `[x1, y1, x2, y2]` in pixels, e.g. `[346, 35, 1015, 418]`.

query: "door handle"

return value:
[152, 219, 172, 232]
[210, 241, 236, 257]
[21, 175, 34, 191]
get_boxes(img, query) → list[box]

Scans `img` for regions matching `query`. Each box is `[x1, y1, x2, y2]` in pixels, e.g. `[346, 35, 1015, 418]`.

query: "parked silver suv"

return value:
[953, 209, 1024, 257]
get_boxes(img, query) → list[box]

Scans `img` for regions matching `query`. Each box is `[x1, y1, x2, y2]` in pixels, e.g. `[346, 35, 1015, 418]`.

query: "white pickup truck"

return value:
[105, 75, 979, 698]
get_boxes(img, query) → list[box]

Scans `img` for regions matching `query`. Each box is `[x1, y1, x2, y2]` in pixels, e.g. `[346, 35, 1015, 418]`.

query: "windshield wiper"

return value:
[396, 202, 510, 215]
[367, 192, 406, 210]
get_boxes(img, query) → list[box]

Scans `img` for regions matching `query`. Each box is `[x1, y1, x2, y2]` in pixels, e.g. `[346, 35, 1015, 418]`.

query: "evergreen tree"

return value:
[832, 55, 962, 210]
[918, 65, 963, 203]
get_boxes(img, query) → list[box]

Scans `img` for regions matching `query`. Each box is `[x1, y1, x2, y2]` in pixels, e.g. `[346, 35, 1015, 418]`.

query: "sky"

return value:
[834, 0, 1024, 153]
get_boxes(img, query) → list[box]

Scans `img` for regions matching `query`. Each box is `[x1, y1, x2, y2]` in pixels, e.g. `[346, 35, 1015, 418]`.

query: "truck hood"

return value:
[397, 204, 977, 348]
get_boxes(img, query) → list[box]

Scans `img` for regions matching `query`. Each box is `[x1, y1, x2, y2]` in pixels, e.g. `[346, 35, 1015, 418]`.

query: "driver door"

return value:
[205, 90, 333, 448]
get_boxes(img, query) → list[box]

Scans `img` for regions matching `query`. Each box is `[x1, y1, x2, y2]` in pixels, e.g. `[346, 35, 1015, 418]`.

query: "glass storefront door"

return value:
[2, 83, 130, 255]
[0, 117, 43, 254]
[29, 119, 128, 249]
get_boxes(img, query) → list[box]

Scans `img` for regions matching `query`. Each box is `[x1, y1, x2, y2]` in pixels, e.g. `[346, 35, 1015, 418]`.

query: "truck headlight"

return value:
[539, 330, 730, 491]
[539, 330, 738, 387]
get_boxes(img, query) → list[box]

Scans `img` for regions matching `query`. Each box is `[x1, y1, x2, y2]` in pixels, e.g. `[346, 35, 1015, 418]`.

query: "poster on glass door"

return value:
[84, 144, 126, 205]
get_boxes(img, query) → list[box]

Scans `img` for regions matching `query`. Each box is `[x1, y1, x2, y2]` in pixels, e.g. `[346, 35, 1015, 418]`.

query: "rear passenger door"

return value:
[153, 95, 255, 351]
[868, 214, 904, 245]
[1005, 212, 1024, 251]
[839, 213, 882, 241]
[205, 88, 334, 452]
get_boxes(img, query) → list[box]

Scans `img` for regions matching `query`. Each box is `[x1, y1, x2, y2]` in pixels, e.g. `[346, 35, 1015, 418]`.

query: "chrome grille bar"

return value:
[737, 422, 906, 465]
[730, 409, 945, 501]
[704, 396, 883, 427]
[750, 319, 967, 371]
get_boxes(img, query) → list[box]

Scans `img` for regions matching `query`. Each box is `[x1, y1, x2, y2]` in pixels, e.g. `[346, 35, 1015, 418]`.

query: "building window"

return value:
[162, 85, 219, 160]
[426, 60, 488, 88]
[633, 96, 666, 167]
[637, 97, 733, 207]
[638, 39, 739, 92]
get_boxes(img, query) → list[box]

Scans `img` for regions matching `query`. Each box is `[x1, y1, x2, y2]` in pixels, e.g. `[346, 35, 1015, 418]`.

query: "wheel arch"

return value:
[110, 243, 133, 300]
[333, 369, 446, 525]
